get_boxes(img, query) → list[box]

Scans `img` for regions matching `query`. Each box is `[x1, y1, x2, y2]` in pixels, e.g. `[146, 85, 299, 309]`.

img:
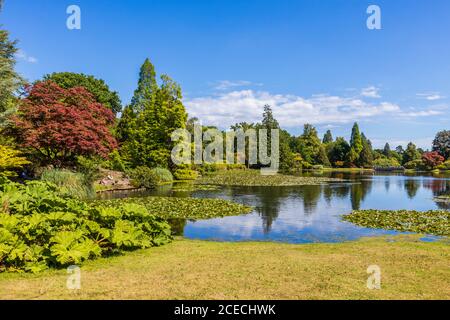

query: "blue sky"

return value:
[2, 0, 449, 148]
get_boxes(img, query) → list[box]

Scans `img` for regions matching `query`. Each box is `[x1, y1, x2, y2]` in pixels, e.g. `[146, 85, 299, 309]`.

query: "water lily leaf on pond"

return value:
[93, 197, 252, 220]
[197, 170, 342, 187]
[343, 210, 450, 237]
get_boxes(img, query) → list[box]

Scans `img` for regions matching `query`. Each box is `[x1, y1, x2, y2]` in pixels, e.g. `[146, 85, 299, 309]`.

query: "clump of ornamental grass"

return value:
[40, 168, 95, 199]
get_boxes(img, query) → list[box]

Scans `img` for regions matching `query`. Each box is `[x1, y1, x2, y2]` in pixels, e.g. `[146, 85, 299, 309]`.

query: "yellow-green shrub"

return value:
[0, 145, 30, 177]
[436, 160, 450, 171]
[173, 169, 199, 180]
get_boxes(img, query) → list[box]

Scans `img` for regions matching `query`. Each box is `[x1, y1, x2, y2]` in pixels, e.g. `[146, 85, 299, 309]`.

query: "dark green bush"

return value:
[0, 179, 172, 272]
[152, 167, 173, 183]
[128, 166, 159, 189]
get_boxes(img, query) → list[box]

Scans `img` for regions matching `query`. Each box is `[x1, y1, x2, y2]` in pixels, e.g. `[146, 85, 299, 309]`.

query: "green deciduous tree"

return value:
[402, 142, 421, 165]
[327, 137, 350, 166]
[295, 124, 322, 164]
[118, 58, 188, 169]
[42, 72, 122, 114]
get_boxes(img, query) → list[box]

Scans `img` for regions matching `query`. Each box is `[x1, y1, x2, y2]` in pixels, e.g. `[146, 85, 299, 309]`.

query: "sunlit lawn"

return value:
[0, 235, 449, 300]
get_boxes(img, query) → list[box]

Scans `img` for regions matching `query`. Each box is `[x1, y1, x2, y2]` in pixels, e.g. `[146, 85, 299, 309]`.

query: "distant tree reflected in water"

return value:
[404, 179, 421, 199]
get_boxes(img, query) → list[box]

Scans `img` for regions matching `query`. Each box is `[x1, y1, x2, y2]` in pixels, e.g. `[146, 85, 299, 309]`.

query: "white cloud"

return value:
[360, 86, 381, 98]
[184, 89, 442, 129]
[371, 137, 433, 149]
[15, 49, 38, 63]
[416, 92, 445, 101]
[399, 110, 443, 117]
[214, 80, 262, 90]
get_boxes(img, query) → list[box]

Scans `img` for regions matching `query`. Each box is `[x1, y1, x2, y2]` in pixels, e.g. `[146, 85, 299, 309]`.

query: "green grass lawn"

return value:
[1, 236, 448, 300]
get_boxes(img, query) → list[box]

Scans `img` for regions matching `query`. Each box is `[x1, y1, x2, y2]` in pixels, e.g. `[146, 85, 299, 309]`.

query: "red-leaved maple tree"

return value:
[422, 151, 444, 169]
[13, 81, 118, 164]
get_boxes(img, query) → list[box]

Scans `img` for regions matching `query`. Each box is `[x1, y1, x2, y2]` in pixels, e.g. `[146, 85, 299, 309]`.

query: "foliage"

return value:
[128, 166, 159, 189]
[94, 196, 252, 220]
[40, 168, 95, 199]
[327, 137, 350, 165]
[403, 159, 426, 170]
[346, 148, 359, 167]
[76, 156, 102, 183]
[12, 81, 117, 166]
[103, 150, 127, 172]
[349, 123, 363, 158]
[173, 169, 199, 181]
[436, 160, 450, 171]
[118, 59, 188, 169]
[0, 179, 171, 272]
[0, 26, 24, 123]
[343, 209, 450, 237]
[0, 145, 30, 177]
[359, 136, 373, 168]
[293, 124, 324, 165]
[42, 72, 122, 114]
[198, 170, 341, 187]
[432, 130, 450, 159]
[372, 157, 401, 168]
[422, 151, 444, 169]
[316, 145, 331, 167]
[196, 163, 246, 175]
[402, 142, 421, 165]
[227, 164, 247, 170]
[383, 143, 391, 157]
[322, 130, 333, 144]
[152, 167, 173, 183]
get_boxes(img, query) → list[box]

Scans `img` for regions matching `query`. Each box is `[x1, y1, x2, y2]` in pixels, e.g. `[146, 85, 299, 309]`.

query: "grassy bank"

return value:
[198, 170, 342, 187]
[0, 236, 448, 300]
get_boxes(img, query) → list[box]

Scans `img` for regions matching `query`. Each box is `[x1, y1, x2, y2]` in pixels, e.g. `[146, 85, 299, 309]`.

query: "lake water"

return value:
[99, 172, 450, 243]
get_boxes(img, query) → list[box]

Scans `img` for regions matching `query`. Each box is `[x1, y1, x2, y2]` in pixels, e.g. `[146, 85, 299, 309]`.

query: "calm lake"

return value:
[98, 172, 450, 243]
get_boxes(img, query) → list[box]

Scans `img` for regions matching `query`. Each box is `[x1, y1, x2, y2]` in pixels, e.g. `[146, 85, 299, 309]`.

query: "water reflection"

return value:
[100, 172, 450, 243]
